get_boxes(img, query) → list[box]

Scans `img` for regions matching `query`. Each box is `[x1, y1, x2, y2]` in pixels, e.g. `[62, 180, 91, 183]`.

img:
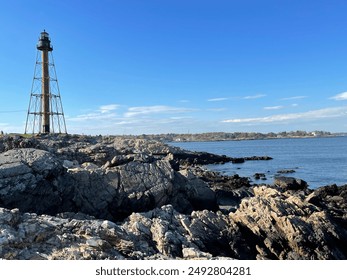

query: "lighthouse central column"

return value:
[42, 49, 50, 133]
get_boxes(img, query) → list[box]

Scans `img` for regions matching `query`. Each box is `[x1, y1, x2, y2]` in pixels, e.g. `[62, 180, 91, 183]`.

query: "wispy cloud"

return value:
[124, 105, 196, 118]
[207, 108, 227, 112]
[99, 104, 120, 113]
[263, 103, 298, 110]
[68, 104, 196, 124]
[263, 106, 284, 110]
[207, 97, 229, 102]
[280, 96, 307, 101]
[68, 112, 118, 122]
[330, 92, 347, 101]
[170, 116, 193, 120]
[114, 119, 139, 125]
[243, 94, 266, 100]
[68, 104, 120, 122]
[222, 106, 347, 123]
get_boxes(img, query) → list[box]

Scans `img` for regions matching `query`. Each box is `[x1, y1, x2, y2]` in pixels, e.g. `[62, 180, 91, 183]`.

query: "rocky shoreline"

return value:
[0, 134, 346, 260]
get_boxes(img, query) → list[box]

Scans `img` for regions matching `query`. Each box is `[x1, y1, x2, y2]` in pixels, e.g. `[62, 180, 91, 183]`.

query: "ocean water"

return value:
[169, 137, 347, 189]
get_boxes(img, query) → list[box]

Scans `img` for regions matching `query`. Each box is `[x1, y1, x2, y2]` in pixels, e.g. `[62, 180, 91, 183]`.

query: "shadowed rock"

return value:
[0, 137, 219, 221]
[274, 176, 308, 190]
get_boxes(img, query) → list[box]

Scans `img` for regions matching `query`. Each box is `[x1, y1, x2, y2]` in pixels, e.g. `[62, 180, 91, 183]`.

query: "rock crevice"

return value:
[0, 134, 346, 260]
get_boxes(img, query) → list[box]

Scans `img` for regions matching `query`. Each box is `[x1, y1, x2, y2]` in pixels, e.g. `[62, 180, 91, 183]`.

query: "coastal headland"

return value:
[0, 134, 346, 260]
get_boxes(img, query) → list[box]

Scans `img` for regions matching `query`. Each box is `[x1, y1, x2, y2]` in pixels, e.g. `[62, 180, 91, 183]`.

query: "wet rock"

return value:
[231, 158, 245, 164]
[277, 169, 296, 174]
[244, 156, 273, 161]
[274, 176, 308, 190]
[253, 173, 266, 180]
[173, 151, 232, 165]
[231, 156, 273, 163]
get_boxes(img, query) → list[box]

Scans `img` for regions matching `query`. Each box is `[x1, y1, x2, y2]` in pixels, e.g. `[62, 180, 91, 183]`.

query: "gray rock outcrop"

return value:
[274, 176, 308, 190]
[0, 134, 346, 260]
[0, 136, 219, 221]
[231, 186, 347, 259]
[0, 149, 64, 214]
[0, 205, 239, 260]
[2, 183, 346, 260]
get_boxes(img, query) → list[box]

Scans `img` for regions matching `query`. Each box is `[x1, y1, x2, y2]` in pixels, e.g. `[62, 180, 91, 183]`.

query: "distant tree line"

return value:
[131, 130, 339, 142]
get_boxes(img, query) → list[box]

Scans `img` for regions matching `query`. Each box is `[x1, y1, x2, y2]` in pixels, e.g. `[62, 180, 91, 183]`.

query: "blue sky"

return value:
[1, 0, 347, 135]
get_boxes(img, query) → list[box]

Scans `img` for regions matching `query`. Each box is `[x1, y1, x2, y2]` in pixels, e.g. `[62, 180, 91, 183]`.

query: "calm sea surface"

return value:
[169, 137, 347, 189]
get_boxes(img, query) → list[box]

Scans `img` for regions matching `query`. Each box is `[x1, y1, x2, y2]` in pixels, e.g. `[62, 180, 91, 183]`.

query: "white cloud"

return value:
[243, 94, 266, 100]
[170, 116, 193, 120]
[0, 123, 23, 133]
[207, 108, 227, 112]
[222, 106, 347, 123]
[114, 120, 138, 125]
[263, 106, 284, 110]
[207, 97, 229, 102]
[99, 104, 120, 113]
[280, 96, 307, 101]
[124, 105, 195, 118]
[68, 104, 196, 125]
[330, 92, 347, 101]
[68, 104, 120, 122]
[68, 112, 118, 122]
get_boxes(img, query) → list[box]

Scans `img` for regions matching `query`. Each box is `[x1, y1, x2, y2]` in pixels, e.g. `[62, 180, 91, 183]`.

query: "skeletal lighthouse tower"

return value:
[25, 30, 67, 134]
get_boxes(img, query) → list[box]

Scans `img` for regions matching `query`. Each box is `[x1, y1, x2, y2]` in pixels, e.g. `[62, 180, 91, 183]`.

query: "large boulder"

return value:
[0, 149, 64, 214]
[186, 167, 253, 212]
[0, 146, 219, 221]
[64, 159, 218, 220]
[178, 169, 218, 211]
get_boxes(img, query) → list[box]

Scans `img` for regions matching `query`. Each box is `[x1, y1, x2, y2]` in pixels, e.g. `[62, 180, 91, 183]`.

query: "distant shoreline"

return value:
[130, 131, 347, 143]
[2, 131, 346, 143]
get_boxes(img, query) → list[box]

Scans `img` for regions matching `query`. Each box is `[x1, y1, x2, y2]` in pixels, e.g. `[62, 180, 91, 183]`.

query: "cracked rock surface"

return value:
[0, 134, 346, 259]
